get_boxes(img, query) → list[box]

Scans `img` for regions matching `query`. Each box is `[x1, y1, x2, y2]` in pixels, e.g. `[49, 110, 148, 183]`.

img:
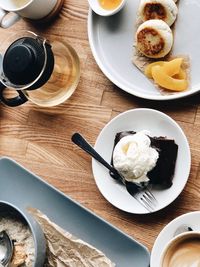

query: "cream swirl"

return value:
[162, 239, 200, 267]
[113, 131, 159, 183]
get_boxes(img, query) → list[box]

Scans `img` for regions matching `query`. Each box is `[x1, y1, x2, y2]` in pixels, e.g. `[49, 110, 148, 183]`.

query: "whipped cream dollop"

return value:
[113, 131, 159, 183]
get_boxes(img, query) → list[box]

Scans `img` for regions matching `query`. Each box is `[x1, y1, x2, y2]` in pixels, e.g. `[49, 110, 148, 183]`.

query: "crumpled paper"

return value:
[28, 208, 116, 267]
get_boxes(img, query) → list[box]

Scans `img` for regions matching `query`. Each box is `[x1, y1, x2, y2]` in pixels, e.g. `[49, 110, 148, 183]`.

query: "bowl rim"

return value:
[0, 200, 46, 266]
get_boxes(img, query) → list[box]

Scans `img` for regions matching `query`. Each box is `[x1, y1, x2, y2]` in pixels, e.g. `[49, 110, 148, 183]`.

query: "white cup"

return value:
[160, 231, 200, 267]
[0, 0, 57, 28]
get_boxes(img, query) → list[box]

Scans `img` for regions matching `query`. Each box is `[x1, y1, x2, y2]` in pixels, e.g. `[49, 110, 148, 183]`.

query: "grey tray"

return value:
[0, 157, 150, 266]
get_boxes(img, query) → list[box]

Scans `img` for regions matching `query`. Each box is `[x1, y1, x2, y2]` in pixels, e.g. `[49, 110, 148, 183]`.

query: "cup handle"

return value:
[0, 10, 21, 28]
[0, 8, 6, 18]
[0, 84, 28, 107]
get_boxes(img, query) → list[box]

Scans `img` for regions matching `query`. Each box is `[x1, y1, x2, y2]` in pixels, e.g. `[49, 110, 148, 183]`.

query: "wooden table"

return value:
[0, 0, 200, 253]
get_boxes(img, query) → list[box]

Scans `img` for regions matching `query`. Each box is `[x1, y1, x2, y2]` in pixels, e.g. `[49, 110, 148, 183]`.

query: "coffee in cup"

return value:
[161, 231, 200, 267]
[11, 0, 30, 8]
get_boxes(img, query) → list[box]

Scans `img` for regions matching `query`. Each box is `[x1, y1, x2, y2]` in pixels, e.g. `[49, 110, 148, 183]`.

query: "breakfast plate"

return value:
[150, 211, 200, 267]
[88, 0, 200, 100]
[92, 108, 191, 214]
[0, 157, 150, 267]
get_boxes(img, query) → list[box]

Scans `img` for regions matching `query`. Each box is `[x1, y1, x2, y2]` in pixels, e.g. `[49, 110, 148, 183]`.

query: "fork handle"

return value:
[71, 133, 116, 173]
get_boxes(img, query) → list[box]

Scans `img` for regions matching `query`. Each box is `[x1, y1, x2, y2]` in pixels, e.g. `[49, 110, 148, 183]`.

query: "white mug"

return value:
[0, 0, 57, 28]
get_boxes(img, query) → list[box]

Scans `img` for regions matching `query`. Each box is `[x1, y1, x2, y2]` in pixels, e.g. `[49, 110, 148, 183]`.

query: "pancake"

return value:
[136, 19, 173, 58]
[138, 0, 178, 26]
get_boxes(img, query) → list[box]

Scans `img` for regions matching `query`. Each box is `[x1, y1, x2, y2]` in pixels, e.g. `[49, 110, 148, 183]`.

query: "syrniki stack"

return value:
[132, 0, 189, 93]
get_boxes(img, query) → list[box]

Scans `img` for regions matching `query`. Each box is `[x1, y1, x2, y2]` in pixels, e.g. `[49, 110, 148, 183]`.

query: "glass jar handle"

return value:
[0, 83, 28, 107]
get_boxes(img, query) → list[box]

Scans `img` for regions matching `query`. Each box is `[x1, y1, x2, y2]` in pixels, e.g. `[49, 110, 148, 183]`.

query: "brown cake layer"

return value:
[111, 131, 178, 188]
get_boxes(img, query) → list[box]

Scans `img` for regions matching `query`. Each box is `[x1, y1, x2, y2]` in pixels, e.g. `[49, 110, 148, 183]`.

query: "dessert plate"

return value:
[0, 157, 150, 267]
[92, 108, 191, 214]
[151, 211, 200, 266]
[88, 0, 200, 100]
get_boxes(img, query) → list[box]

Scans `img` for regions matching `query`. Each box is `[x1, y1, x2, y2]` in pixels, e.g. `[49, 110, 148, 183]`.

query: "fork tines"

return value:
[134, 188, 158, 212]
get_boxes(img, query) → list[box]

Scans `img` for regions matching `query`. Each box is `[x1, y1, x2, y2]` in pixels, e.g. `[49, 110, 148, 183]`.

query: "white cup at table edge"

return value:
[0, 0, 57, 28]
[159, 231, 200, 267]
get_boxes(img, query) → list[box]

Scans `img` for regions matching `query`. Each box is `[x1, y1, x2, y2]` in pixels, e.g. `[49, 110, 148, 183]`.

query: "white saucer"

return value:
[92, 108, 191, 214]
[151, 211, 200, 266]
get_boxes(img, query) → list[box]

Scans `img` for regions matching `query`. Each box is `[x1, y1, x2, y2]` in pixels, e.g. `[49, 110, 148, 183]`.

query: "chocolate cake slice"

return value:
[111, 131, 178, 189]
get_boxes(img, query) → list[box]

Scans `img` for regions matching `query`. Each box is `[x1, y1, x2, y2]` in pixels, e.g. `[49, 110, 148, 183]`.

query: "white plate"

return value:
[88, 0, 200, 100]
[151, 211, 200, 266]
[92, 108, 191, 214]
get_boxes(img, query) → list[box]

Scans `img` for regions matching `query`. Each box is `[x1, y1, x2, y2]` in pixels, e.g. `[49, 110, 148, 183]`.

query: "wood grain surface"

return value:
[0, 0, 200, 254]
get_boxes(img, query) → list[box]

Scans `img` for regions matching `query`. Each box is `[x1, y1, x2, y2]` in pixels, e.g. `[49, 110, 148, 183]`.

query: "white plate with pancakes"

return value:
[88, 0, 200, 100]
[151, 211, 200, 266]
[92, 108, 191, 214]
